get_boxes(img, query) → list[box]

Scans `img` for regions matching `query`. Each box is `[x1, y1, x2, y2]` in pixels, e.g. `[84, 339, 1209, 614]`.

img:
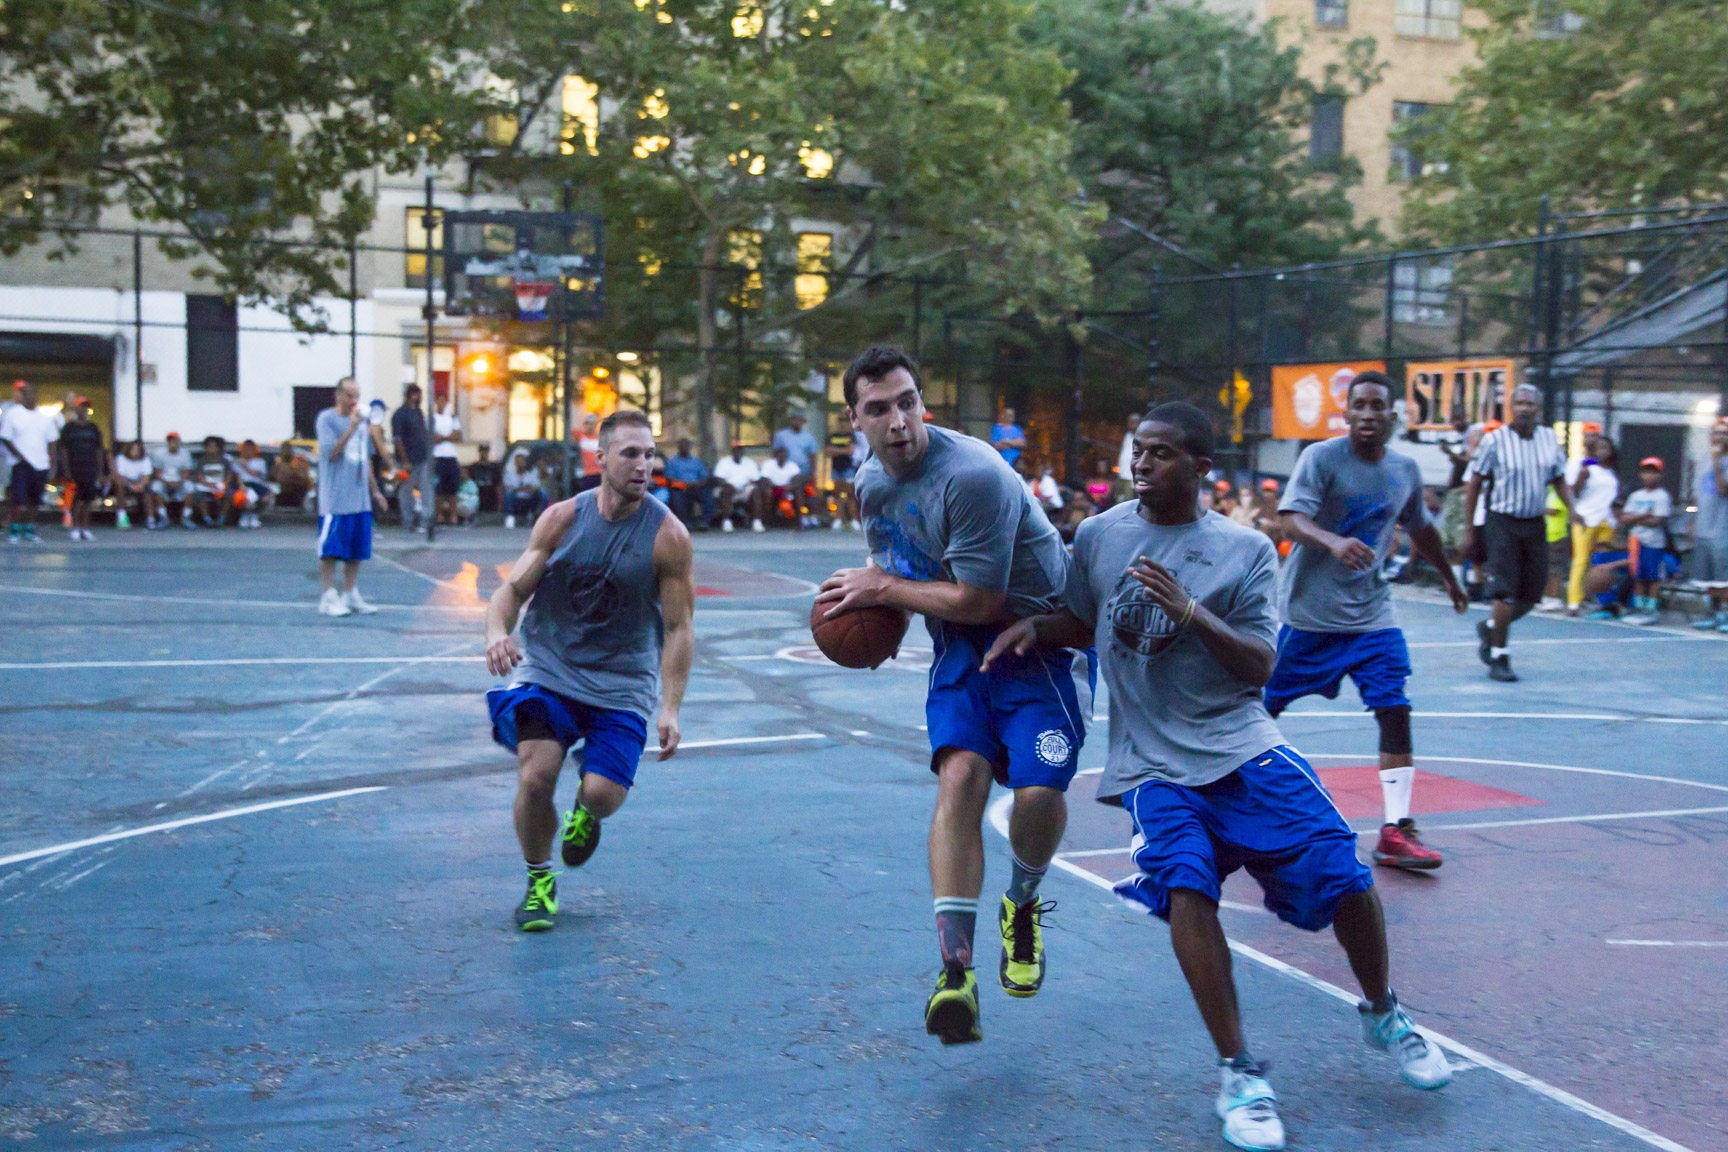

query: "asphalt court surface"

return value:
[2, 526, 1724, 1150]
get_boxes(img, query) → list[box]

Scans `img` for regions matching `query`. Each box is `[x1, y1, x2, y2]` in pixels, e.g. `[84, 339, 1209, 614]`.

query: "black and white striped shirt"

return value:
[1467, 425, 1565, 519]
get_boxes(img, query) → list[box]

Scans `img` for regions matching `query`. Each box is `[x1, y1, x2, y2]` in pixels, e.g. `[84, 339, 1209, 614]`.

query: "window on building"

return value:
[1533, 1, 1584, 36]
[1392, 256, 1453, 326]
[795, 233, 832, 310]
[727, 230, 763, 310]
[1315, 0, 1347, 27]
[1390, 100, 1448, 180]
[1394, 0, 1460, 39]
[186, 295, 238, 391]
[405, 207, 444, 288]
[1310, 95, 1345, 166]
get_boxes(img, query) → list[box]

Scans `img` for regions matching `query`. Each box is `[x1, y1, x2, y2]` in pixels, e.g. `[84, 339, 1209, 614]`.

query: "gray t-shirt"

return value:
[150, 446, 194, 484]
[855, 425, 1068, 622]
[1066, 504, 1286, 798]
[315, 407, 372, 516]
[1696, 457, 1728, 543]
[1277, 437, 1428, 633]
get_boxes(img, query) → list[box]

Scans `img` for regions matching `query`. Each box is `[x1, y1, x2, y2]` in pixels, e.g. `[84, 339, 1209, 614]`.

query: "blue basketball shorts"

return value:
[1115, 745, 1373, 932]
[486, 683, 648, 790]
[925, 621, 1089, 791]
[1263, 626, 1411, 715]
[1633, 544, 1679, 583]
[316, 511, 373, 561]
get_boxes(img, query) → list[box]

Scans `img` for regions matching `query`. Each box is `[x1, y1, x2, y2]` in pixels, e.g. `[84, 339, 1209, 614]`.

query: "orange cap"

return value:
[1639, 456, 1664, 470]
[1484, 419, 1504, 431]
[1259, 477, 1279, 492]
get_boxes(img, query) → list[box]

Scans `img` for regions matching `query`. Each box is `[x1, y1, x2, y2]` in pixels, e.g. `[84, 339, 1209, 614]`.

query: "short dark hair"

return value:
[597, 408, 653, 449]
[842, 345, 922, 408]
[1346, 369, 1394, 404]
[1143, 401, 1214, 460]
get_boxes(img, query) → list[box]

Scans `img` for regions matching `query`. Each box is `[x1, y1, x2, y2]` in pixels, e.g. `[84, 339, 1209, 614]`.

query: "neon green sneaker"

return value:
[924, 962, 983, 1045]
[998, 895, 1053, 998]
[515, 870, 558, 932]
[560, 805, 602, 868]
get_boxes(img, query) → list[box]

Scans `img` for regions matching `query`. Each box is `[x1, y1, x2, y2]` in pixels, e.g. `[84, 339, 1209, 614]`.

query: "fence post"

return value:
[1147, 260, 1160, 406]
[348, 240, 358, 382]
[1383, 256, 1396, 361]
[1065, 321, 1083, 487]
[1530, 195, 1549, 417]
[133, 231, 144, 442]
[423, 175, 437, 543]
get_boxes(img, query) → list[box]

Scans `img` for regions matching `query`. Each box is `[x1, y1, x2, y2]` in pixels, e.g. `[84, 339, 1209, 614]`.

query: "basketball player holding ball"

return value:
[816, 346, 1085, 1046]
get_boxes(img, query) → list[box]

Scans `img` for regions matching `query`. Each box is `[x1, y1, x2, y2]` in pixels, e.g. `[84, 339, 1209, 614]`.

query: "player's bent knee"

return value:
[578, 772, 628, 818]
[1373, 705, 1413, 756]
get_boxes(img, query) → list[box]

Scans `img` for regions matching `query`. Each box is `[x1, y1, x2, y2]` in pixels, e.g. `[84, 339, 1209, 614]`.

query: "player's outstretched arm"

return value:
[1410, 522, 1469, 613]
[654, 515, 695, 760]
[485, 500, 574, 677]
[979, 610, 1091, 672]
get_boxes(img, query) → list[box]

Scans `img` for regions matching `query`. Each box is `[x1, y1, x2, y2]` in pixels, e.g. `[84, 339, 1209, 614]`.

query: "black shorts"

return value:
[434, 457, 461, 497]
[68, 469, 102, 497]
[8, 462, 45, 508]
[1485, 512, 1547, 604]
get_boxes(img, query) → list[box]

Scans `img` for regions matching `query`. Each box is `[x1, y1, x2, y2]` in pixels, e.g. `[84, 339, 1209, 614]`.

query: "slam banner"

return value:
[1271, 361, 1385, 439]
[1405, 359, 1516, 432]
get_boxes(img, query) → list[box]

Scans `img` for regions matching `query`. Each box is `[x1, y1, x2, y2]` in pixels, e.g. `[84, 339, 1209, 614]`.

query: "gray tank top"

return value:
[513, 490, 670, 718]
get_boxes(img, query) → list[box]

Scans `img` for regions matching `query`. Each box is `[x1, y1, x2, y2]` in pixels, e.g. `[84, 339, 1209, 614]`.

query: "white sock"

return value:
[1379, 766, 1415, 825]
[1490, 646, 1509, 659]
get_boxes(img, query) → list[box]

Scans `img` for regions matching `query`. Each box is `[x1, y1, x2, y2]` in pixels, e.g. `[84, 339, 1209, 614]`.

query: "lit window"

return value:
[405, 207, 443, 288]
[1310, 95, 1344, 166]
[727, 230, 762, 309]
[562, 75, 599, 156]
[799, 144, 833, 179]
[796, 232, 831, 309]
[484, 114, 518, 147]
[1390, 100, 1447, 180]
[1394, 0, 1460, 39]
[1315, 0, 1347, 27]
[1392, 257, 1453, 326]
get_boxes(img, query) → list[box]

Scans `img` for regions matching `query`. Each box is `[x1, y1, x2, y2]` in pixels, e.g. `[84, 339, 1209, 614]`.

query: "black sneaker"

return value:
[1488, 655, 1518, 682]
[560, 806, 602, 868]
[1475, 619, 1494, 666]
[924, 961, 983, 1045]
[515, 869, 558, 931]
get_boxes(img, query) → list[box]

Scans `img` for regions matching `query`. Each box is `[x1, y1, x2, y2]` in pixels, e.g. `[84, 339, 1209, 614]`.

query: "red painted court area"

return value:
[1049, 755, 1728, 1151]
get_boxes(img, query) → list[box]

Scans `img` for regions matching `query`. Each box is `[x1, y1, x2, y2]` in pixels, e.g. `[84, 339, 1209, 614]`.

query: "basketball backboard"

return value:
[440, 210, 603, 322]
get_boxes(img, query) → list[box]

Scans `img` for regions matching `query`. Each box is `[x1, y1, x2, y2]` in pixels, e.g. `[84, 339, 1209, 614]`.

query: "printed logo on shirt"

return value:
[867, 515, 942, 582]
[565, 564, 623, 632]
[1105, 567, 1185, 659]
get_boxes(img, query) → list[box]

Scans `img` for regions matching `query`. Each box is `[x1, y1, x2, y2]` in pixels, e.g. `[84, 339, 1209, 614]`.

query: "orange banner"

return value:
[1271, 361, 1385, 439]
[1404, 359, 1515, 431]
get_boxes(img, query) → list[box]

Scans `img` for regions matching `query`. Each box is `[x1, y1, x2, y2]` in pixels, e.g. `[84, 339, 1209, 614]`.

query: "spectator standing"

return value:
[663, 438, 713, 529]
[577, 412, 602, 487]
[56, 398, 106, 541]
[1, 382, 58, 544]
[1691, 419, 1728, 630]
[315, 377, 387, 617]
[713, 442, 764, 533]
[1032, 465, 1064, 514]
[1565, 437, 1619, 615]
[760, 445, 804, 529]
[469, 442, 502, 515]
[112, 440, 155, 529]
[1463, 384, 1579, 681]
[149, 431, 197, 528]
[234, 439, 273, 528]
[0, 380, 20, 500]
[391, 384, 432, 530]
[1620, 457, 1675, 625]
[990, 406, 1026, 468]
[431, 391, 462, 527]
[502, 450, 546, 528]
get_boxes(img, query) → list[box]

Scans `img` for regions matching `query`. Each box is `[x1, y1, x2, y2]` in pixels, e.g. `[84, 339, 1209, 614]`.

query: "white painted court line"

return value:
[985, 792, 1697, 1152]
[0, 582, 485, 612]
[1423, 805, 1728, 832]
[1607, 940, 1728, 948]
[664, 733, 825, 752]
[1056, 846, 1130, 858]
[1279, 710, 1728, 724]
[0, 787, 387, 868]
[0, 655, 480, 671]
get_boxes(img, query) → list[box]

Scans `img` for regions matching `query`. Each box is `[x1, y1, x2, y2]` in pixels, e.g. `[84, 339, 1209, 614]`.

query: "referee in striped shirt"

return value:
[1463, 384, 1581, 681]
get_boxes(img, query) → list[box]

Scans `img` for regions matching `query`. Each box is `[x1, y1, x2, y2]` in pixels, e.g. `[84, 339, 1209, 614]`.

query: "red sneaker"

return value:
[1373, 819, 1443, 870]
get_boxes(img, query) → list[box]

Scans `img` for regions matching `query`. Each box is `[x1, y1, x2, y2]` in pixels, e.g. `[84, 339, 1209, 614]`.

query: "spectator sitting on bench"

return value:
[502, 449, 546, 528]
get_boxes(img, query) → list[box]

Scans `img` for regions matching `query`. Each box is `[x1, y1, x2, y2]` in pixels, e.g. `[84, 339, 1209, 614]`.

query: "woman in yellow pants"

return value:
[1567, 438, 1620, 613]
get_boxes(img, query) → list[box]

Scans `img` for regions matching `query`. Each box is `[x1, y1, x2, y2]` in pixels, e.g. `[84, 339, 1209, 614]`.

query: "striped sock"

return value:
[933, 897, 978, 968]
[1006, 854, 1048, 907]
[525, 860, 551, 875]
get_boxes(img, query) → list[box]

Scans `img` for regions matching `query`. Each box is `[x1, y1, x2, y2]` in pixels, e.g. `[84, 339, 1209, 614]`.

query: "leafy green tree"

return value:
[1403, 0, 1728, 240]
[0, 0, 480, 322]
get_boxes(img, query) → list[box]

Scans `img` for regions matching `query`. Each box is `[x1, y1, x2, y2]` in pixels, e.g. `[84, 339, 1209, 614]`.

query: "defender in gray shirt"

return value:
[986, 403, 1451, 1151]
[484, 410, 696, 933]
[816, 346, 1080, 1045]
[1268, 371, 1468, 872]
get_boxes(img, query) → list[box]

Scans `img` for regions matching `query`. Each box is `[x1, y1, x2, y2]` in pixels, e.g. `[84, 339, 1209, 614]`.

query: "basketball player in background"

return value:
[484, 410, 695, 932]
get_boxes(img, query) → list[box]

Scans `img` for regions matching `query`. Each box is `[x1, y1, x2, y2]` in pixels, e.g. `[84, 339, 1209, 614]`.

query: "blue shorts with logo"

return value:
[1263, 625, 1411, 715]
[1115, 746, 1373, 931]
[926, 621, 1088, 791]
[317, 511, 373, 561]
[486, 683, 648, 790]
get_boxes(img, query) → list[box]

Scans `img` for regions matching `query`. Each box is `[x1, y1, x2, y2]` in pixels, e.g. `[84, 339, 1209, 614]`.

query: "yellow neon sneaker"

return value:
[924, 962, 982, 1045]
[514, 869, 558, 932]
[998, 895, 1053, 998]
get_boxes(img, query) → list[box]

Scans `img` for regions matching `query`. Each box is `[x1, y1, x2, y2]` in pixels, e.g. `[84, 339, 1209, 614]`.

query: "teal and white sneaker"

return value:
[1360, 995, 1452, 1089]
[1694, 611, 1728, 631]
[1216, 1057, 1284, 1151]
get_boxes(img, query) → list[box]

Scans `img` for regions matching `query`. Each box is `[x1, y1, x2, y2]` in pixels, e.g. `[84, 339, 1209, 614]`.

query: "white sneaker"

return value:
[1360, 997, 1452, 1090]
[344, 588, 379, 615]
[1622, 611, 1657, 626]
[505, 514, 516, 529]
[830, 518, 843, 531]
[751, 518, 765, 533]
[849, 519, 861, 531]
[1216, 1062, 1284, 1150]
[318, 588, 353, 617]
[81, 529, 95, 541]
[721, 519, 734, 533]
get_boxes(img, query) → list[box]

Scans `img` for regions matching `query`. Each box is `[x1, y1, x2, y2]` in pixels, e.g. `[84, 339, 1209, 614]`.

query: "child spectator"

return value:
[112, 439, 155, 529]
[234, 439, 274, 528]
[456, 467, 480, 525]
[1621, 457, 1675, 625]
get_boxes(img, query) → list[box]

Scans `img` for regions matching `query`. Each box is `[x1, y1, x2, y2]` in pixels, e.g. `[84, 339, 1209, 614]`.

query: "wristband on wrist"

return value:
[1176, 597, 1196, 631]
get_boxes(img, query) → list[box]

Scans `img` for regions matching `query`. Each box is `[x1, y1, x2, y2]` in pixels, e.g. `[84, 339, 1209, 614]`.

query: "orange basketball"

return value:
[810, 600, 910, 669]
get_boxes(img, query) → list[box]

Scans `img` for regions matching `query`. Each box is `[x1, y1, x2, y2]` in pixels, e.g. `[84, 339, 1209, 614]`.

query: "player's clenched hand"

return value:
[1447, 583, 1469, 614]
[486, 633, 522, 677]
[1131, 558, 1192, 620]
[980, 619, 1037, 673]
[815, 565, 891, 618]
[1328, 536, 1378, 572]
[657, 711, 681, 760]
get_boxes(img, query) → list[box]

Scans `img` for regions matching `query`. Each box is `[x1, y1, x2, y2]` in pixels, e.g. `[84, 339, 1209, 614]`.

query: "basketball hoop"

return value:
[513, 281, 555, 321]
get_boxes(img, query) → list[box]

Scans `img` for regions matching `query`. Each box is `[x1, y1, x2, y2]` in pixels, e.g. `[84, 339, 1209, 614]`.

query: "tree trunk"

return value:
[695, 229, 723, 464]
